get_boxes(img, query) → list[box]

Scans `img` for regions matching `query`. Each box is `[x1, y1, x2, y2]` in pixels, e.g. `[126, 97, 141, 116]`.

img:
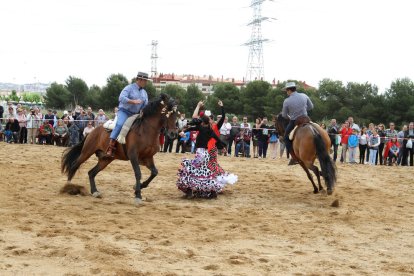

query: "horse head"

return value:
[276, 113, 289, 143]
[159, 93, 178, 137]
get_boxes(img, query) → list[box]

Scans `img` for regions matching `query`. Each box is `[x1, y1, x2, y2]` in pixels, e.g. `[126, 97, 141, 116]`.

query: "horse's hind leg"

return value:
[310, 164, 323, 192]
[141, 158, 158, 189]
[88, 158, 113, 197]
[299, 162, 319, 193]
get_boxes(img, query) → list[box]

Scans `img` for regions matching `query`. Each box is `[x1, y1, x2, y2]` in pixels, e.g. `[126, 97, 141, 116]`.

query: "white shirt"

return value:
[220, 122, 232, 135]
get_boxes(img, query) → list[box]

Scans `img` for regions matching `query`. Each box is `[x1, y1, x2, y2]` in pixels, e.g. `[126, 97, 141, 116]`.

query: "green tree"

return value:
[100, 74, 129, 110]
[161, 84, 186, 112]
[8, 90, 20, 102]
[385, 78, 414, 124]
[65, 76, 88, 106]
[145, 81, 158, 100]
[21, 93, 41, 104]
[84, 85, 102, 109]
[183, 84, 205, 115]
[44, 83, 71, 109]
[205, 83, 242, 116]
[241, 80, 272, 119]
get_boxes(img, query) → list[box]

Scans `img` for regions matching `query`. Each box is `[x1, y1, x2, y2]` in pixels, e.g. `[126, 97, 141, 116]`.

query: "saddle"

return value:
[289, 116, 318, 141]
[103, 113, 141, 144]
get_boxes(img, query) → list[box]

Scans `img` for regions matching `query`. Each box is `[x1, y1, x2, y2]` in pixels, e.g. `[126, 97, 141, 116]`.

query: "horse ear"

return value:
[160, 93, 169, 103]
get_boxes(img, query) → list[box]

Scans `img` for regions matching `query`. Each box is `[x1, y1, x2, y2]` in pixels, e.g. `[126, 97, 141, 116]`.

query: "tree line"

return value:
[43, 74, 414, 127]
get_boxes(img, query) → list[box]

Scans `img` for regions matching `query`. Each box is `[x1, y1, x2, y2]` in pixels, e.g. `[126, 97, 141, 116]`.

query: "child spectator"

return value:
[358, 127, 368, 164]
[368, 129, 380, 165]
[348, 129, 358, 163]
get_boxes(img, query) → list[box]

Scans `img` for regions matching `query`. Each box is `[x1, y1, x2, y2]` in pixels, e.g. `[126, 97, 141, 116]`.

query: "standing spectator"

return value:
[268, 118, 279, 159]
[368, 129, 380, 165]
[384, 137, 400, 166]
[86, 107, 96, 126]
[0, 104, 4, 123]
[320, 123, 327, 130]
[347, 129, 358, 164]
[68, 123, 80, 146]
[190, 130, 198, 154]
[95, 109, 108, 126]
[366, 123, 375, 163]
[44, 109, 55, 127]
[163, 129, 176, 153]
[38, 120, 54, 145]
[396, 125, 407, 165]
[83, 121, 95, 138]
[348, 116, 360, 132]
[376, 123, 387, 165]
[4, 117, 20, 143]
[385, 122, 398, 143]
[328, 119, 339, 162]
[252, 118, 261, 158]
[54, 119, 69, 146]
[340, 121, 353, 163]
[401, 122, 414, 166]
[175, 113, 188, 153]
[159, 127, 165, 152]
[0, 121, 4, 141]
[358, 126, 368, 164]
[258, 117, 270, 158]
[5, 106, 16, 121]
[16, 108, 27, 144]
[176, 131, 190, 153]
[227, 116, 240, 156]
[77, 111, 89, 141]
[218, 115, 231, 156]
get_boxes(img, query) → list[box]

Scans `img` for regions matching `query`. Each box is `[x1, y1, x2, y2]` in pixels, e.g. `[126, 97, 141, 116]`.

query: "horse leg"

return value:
[88, 158, 113, 197]
[298, 162, 319, 193]
[141, 159, 158, 189]
[129, 153, 143, 203]
[310, 164, 323, 192]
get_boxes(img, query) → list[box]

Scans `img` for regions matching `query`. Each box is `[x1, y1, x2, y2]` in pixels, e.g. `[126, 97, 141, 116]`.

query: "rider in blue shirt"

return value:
[106, 72, 150, 157]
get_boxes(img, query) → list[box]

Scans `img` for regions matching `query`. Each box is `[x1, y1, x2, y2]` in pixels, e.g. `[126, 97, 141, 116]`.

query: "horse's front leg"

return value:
[141, 160, 158, 189]
[129, 153, 143, 203]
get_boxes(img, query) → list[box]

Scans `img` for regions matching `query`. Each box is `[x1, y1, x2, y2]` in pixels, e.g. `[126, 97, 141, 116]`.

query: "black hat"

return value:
[137, 72, 151, 80]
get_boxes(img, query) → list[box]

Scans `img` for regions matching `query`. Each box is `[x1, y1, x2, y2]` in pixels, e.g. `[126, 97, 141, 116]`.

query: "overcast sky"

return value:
[0, 0, 413, 92]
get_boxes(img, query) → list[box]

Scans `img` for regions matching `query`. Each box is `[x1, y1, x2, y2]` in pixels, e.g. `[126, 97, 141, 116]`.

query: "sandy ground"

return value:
[0, 143, 413, 276]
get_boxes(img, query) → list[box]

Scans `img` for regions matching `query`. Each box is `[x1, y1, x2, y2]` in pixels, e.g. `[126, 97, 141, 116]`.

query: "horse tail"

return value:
[61, 139, 86, 181]
[313, 131, 337, 192]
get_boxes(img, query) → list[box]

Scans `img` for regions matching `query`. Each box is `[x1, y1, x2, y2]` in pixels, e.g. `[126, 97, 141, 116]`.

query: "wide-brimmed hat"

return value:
[136, 72, 151, 81]
[284, 82, 296, 90]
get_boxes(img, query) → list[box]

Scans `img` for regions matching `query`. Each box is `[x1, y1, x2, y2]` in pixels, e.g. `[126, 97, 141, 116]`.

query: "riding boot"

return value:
[106, 139, 117, 157]
[288, 150, 299, 166]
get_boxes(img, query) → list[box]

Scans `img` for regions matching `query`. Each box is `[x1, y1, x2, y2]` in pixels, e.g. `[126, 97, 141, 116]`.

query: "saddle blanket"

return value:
[103, 113, 141, 144]
[289, 122, 320, 141]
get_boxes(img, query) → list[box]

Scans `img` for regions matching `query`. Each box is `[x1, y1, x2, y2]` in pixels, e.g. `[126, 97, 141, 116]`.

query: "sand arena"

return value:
[0, 143, 413, 275]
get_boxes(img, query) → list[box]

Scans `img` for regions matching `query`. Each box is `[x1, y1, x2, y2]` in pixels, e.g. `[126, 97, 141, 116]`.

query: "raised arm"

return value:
[216, 100, 225, 129]
[192, 101, 204, 118]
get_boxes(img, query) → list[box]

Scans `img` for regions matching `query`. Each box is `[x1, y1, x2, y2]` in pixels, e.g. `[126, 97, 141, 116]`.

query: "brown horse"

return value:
[61, 93, 178, 203]
[275, 114, 337, 195]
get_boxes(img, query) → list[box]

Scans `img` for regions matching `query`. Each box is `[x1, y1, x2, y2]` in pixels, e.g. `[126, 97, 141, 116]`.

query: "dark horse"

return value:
[61, 93, 178, 203]
[275, 114, 337, 195]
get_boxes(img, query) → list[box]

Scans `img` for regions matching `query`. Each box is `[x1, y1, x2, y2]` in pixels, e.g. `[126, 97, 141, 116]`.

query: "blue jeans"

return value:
[110, 108, 133, 140]
[284, 120, 296, 153]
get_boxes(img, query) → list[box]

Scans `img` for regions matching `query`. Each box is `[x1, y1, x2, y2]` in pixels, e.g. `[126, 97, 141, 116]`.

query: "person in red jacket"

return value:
[384, 136, 400, 166]
[340, 121, 353, 163]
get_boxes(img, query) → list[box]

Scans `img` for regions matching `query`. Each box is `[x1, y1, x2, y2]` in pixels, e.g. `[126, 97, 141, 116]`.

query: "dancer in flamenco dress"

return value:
[177, 111, 238, 199]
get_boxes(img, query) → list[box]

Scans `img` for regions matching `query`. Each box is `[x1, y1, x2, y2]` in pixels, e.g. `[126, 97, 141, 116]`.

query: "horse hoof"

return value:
[135, 198, 143, 204]
[92, 191, 102, 198]
[327, 189, 333, 195]
[313, 190, 319, 194]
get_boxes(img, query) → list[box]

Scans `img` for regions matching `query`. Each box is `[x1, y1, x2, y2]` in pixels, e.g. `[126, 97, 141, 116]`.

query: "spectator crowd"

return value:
[1, 102, 413, 167]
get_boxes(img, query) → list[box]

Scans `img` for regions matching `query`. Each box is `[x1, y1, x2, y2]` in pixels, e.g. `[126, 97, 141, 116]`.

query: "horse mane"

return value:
[131, 93, 174, 128]
[277, 113, 289, 128]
